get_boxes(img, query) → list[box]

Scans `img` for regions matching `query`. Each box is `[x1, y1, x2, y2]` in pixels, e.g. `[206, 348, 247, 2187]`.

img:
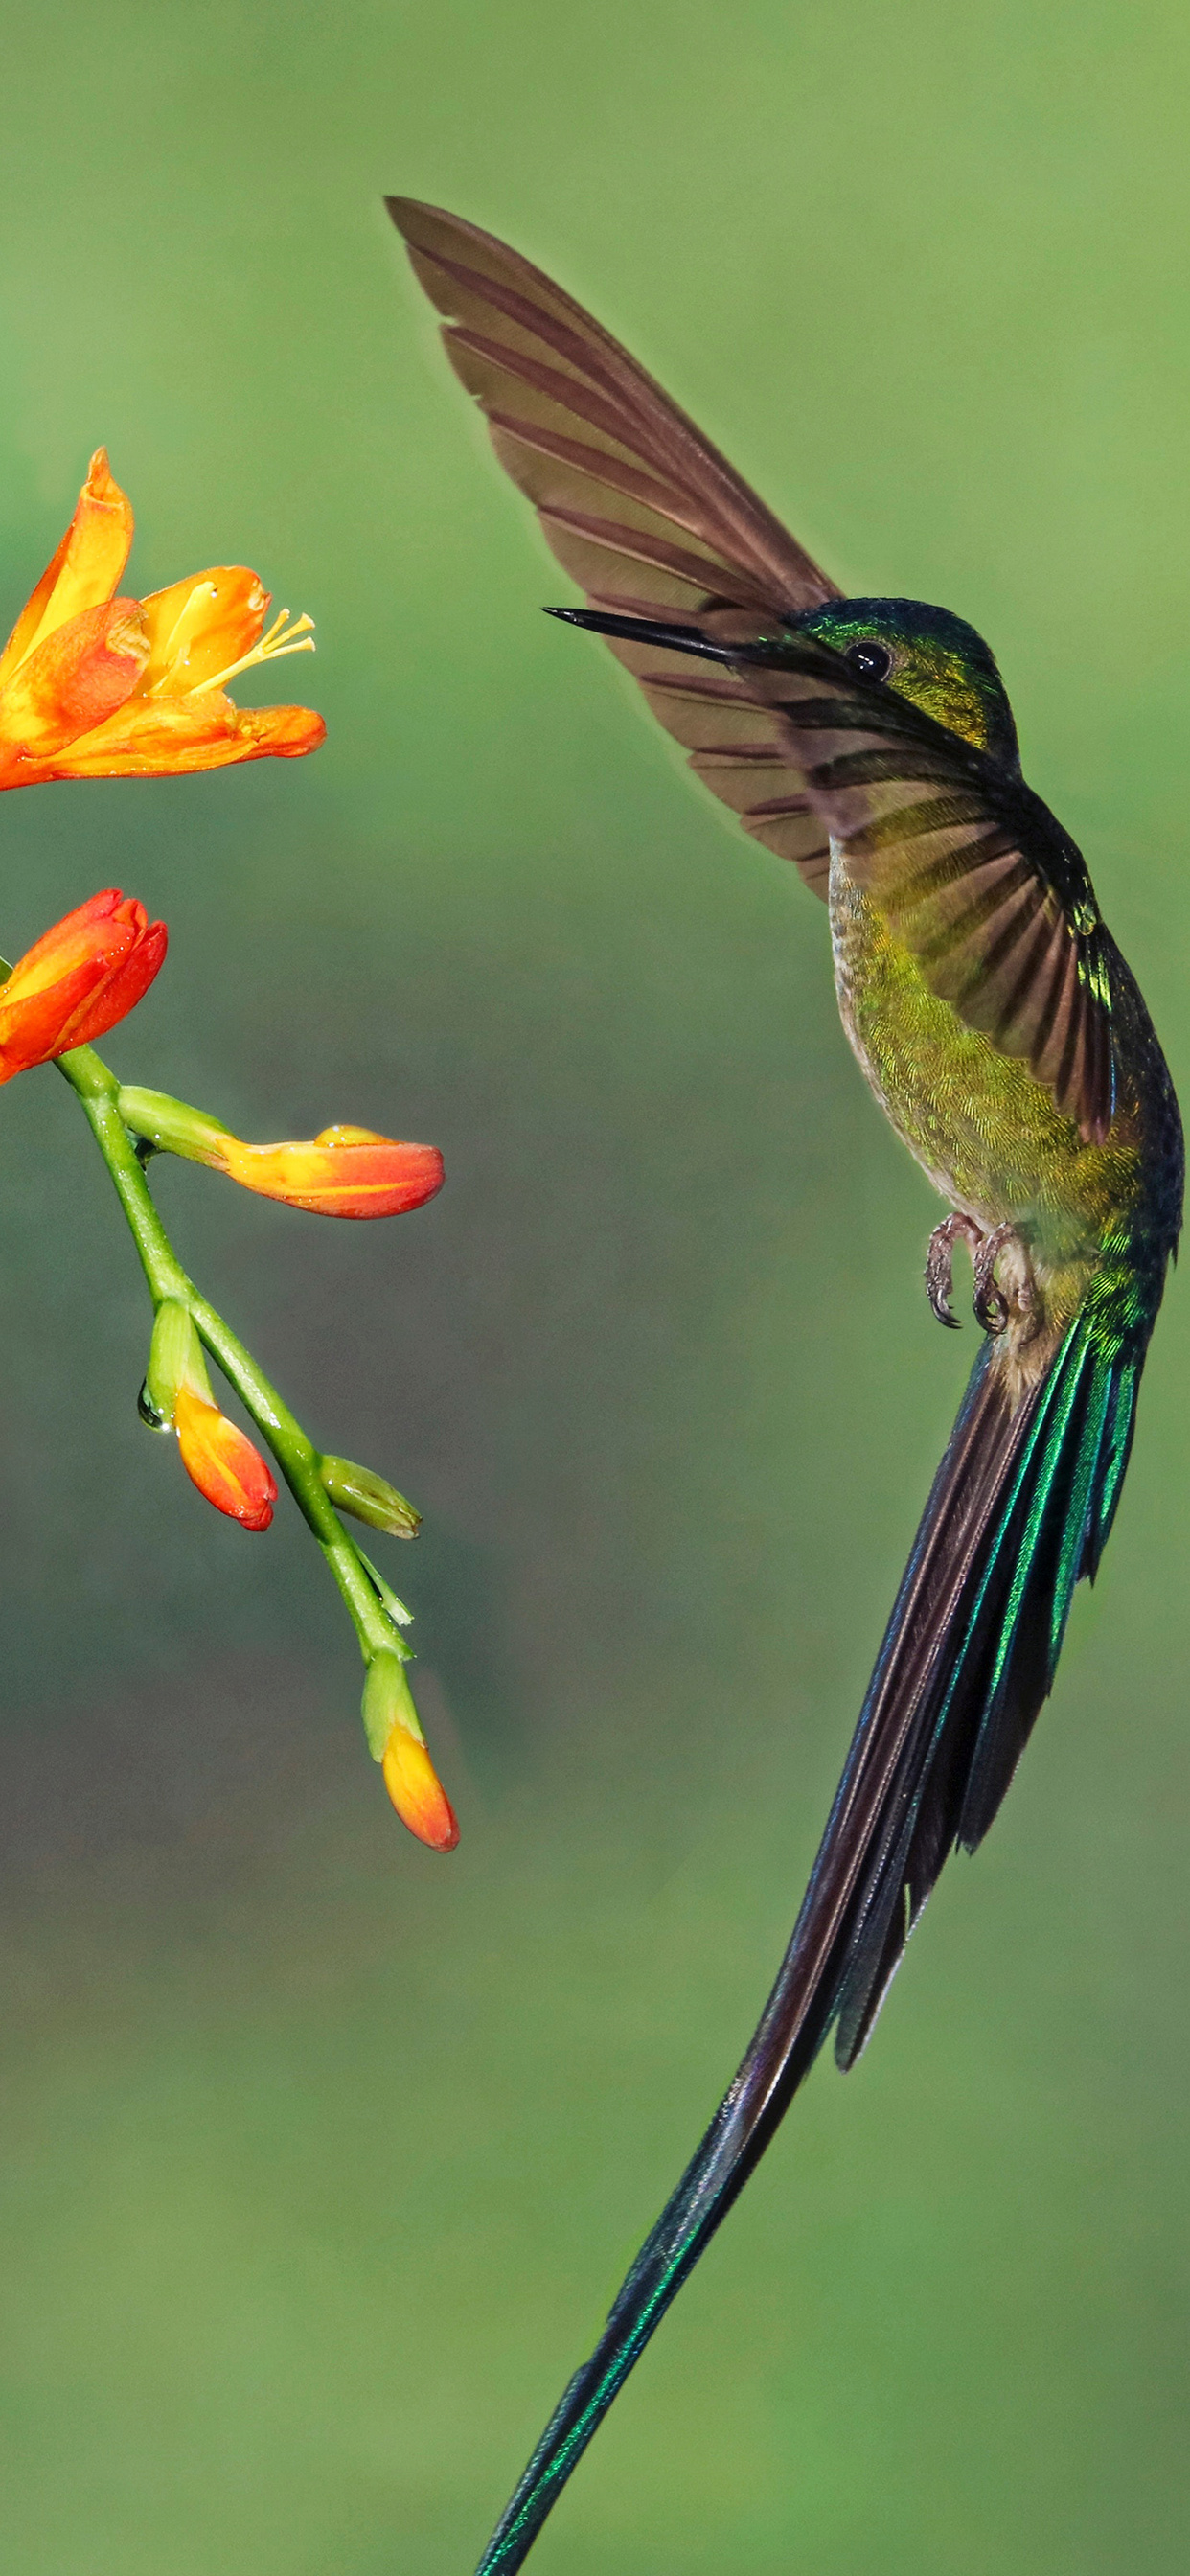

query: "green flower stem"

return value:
[55, 1038, 406, 1675]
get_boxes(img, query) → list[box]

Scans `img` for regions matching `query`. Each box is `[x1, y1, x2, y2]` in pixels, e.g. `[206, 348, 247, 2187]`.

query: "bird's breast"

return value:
[826, 855, 1150, 1326]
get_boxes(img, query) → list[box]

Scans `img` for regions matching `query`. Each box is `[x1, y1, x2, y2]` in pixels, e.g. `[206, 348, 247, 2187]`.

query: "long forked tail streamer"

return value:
[472, 1304, 1141, 2572]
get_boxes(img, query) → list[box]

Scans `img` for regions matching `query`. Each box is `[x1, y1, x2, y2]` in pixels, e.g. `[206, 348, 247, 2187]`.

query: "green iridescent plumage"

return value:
[387, 197, 1184, 2576]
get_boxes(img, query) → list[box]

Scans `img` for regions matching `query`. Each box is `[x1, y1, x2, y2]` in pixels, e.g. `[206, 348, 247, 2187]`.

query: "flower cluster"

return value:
[0, 449, 324, 786]
[1, 455, 457, 1852]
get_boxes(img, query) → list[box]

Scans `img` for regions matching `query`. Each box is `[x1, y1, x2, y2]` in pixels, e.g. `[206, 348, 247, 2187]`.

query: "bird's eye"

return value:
[846, 640, 893, 683]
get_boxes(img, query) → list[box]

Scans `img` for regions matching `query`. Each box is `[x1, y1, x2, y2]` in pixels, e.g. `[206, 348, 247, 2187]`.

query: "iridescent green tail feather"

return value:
[471, 1296, 1149, 2575]
[834, 1305, 1141, 2065]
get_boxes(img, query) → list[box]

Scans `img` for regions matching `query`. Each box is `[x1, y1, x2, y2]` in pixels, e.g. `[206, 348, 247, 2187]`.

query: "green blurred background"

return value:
[1, 4, 1188, 2569]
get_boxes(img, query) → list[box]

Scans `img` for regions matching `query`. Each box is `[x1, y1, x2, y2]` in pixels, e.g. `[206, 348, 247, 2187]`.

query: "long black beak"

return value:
[543, 605, 737, 663]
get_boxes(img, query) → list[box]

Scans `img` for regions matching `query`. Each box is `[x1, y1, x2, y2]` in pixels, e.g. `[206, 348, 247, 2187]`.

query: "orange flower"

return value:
[0, 888, 166, 1080]
[0, 449, 325, 787]
[174, 1384, 277, 1530]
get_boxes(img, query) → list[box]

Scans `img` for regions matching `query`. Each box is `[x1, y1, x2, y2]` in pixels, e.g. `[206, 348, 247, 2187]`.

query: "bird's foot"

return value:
[973, 1222, 1036, 1336]
[926, 1213, 985, 1328]
[926, 1215, 1037, 1338]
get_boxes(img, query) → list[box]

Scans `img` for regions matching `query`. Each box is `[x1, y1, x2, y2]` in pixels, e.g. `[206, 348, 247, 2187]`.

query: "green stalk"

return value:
[55, 1039, 407, 1674]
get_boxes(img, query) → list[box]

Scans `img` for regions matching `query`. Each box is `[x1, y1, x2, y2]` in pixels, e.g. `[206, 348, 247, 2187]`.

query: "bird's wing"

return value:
[725, 628, 1115, 1143]
[560, 612, 1114, 1146]
[389, 199, 1113, 1143]
[386, 196, 842, 893]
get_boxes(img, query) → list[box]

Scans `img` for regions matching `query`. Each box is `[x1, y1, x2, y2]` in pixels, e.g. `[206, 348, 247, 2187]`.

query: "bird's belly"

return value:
[828, 862, 1131, 1287]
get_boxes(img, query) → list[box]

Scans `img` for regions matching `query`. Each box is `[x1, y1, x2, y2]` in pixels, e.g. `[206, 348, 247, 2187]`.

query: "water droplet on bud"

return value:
[138, 1377, 169, 1432]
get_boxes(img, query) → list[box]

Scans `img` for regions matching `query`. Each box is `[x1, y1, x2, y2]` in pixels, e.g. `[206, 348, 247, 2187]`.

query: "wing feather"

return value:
[387, 196, 840, 894]
[719, 634, 1116, 1141]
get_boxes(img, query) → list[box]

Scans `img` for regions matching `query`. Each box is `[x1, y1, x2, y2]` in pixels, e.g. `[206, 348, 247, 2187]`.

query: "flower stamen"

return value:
[189, 609, 316, 699]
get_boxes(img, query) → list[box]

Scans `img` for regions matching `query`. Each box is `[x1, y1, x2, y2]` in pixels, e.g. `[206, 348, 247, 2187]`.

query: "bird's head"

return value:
[548, 594, 1021, 772]
[794, 597, 1020, 770]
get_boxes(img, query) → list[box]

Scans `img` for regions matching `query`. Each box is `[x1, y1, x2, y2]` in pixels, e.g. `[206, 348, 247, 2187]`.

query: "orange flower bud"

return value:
[0, 888, 167, 1081]
[214, 1126, 445, 1217]
[114, 1090, 445, 1217]
[362, 1652, 459, 1851]
[382, 1724, 461, 1852]
[0, 450, 324, 788]
[173, 1385, 277, 1530]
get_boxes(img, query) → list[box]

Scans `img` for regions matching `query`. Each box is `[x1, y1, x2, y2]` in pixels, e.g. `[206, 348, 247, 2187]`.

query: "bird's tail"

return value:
[473, 1296, 1145, 2575]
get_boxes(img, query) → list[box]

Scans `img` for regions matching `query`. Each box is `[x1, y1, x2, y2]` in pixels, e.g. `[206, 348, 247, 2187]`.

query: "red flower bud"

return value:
[0, 888, 166, 1080]
[174, 1385, 277, 1530]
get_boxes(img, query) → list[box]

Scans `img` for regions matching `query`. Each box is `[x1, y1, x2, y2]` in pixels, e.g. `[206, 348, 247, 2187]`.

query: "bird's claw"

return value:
[973, 1223, 1034, 1337]
[926, 1214, 1036, 1338]
[926, 1213, 984, 1328]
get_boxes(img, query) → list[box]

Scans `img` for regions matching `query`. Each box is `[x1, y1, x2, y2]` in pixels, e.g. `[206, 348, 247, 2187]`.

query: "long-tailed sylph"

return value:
[388, 196, 1184, 2573]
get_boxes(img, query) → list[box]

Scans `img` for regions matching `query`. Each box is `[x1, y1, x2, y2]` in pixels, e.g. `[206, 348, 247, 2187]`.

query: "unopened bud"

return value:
[118, 1092, 444, 1221]
[361, 1651, 459, 1852]
[0, 891, 166, 1079]
[143, 1299, 211, 1427]
[175, 1387, 276, 1530]
[320, 1454, 421, 1538]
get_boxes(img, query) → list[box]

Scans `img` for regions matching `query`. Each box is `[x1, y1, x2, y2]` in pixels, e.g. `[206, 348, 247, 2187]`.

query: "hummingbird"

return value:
[387, 197, 1184, 2574]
